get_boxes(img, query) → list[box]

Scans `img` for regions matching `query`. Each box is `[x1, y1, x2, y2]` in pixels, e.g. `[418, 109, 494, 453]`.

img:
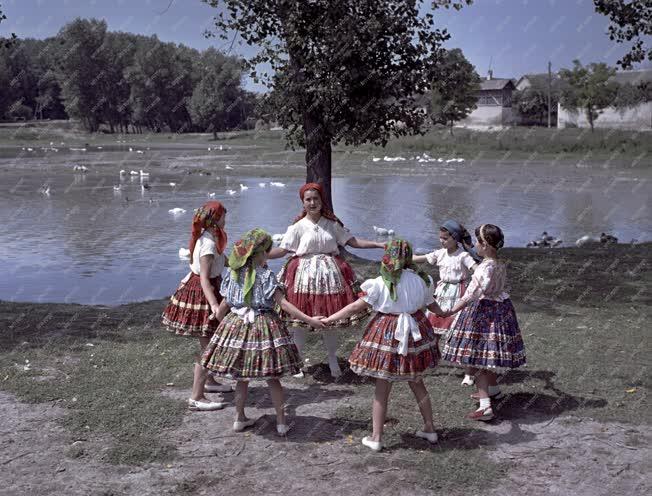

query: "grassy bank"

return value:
[1, 120, 650, 164]
[362, 126, 651, 162]
[0, 244, 649, 491]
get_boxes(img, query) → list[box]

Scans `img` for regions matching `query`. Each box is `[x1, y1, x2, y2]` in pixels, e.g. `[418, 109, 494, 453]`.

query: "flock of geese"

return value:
[35, 162, 635, 252]
[373, 154, 465, 163]
[527, 231, 620, 248]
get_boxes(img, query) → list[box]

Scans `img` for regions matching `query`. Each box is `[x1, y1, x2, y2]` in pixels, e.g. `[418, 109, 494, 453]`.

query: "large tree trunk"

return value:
[303, 112, 333, 212]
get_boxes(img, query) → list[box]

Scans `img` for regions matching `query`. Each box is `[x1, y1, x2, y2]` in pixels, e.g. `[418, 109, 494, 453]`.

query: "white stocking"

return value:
[293, 327, 307, 357]
[322, 331, 341, 376]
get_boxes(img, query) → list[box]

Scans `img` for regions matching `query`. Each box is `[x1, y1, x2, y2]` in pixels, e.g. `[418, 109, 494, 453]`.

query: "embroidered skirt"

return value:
[201, 311, 302, 379]
[278, 253, 369, 328]
[161, 273, 222, 338]
[426, 280, 467, 335]
[348, 311, 439, 382]
[441, 298, 526, 370]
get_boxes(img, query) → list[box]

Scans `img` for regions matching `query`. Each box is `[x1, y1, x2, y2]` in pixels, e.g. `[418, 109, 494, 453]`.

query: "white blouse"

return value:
[425, 247, 477, 283]
[360, 270, 435, 356]
[459, 259, 510, 304]
[279, 216, 353, 256]
[361, 270, 435, 314]
[189, 231, 226, 278]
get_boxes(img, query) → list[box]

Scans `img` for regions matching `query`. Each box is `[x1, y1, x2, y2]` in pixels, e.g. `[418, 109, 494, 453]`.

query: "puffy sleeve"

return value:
[461, 251, 477, 271]
[219, 270, 232, 298]
[198, 235, 217, 258]
[261, 269, 284, 301]
[460, 263, 493, 304]
[332, 221, 353, 247]
[359, 278, 382, 308]
[425, 248, 443, 266]
[423, 275, 435, 307]
[279, 223, 301, 252]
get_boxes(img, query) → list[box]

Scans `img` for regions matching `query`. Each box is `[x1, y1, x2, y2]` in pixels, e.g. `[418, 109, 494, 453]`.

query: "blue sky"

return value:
[1, 0, 649, 91]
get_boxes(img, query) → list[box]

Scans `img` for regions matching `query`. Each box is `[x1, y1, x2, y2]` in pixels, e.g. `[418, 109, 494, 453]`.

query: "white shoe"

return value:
[276, 424, 291, 436]
[361, 436, 382, 452]
[415, 430, 438, 444]
[461, 375, 475, 386]
[188, 398, 225, 411]
[292, 370, 305, 379]
[204, 383, 234, 393]
[233, 418, 256, 432]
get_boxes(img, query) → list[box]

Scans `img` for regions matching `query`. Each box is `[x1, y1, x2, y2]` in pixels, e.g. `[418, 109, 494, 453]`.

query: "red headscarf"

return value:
[189, 201, 228, 264]
[293, 183, 343, 226]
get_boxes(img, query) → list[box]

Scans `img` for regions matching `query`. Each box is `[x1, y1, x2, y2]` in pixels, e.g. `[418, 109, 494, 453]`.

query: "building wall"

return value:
[557, 102, 652, 130]
[461, 106, 514, 126]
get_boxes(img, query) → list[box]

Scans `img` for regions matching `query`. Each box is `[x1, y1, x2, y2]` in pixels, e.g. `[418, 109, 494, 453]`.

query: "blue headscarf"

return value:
[441, 220, 483, 263]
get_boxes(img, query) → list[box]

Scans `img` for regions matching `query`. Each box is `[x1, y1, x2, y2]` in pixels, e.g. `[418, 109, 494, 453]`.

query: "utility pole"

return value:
[547, 61, 552, 128]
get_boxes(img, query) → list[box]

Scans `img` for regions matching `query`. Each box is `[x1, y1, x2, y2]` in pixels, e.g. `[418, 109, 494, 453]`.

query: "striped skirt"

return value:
[201, 311, 302, 379]
[441, 298, 526, 370]
[426, 280, 467, 335]
[161, 273, 222, 338]
[278, 253, 370, 328]
[348, 311, 439, 382]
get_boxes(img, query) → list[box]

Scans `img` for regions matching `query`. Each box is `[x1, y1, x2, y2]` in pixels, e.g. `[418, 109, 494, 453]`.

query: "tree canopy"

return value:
[204, 0, 473, 209]
[593, 0, 652, 69]
[427, 47, 481, 133]
[559, 60, 618, 131]
[0, 18, 257, 133]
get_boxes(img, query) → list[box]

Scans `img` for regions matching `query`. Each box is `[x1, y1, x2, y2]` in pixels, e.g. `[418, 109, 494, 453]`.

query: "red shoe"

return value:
[466, 407, 494, 421]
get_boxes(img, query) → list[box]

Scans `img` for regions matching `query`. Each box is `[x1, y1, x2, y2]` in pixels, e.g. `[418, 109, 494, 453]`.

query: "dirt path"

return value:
[2, 385, 649, 496]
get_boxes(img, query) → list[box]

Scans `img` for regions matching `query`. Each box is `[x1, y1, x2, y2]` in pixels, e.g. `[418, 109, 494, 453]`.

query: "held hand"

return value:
[209, 303, 220, 320]
[319, 316, 332, 326]
[309, 317, 325, 329]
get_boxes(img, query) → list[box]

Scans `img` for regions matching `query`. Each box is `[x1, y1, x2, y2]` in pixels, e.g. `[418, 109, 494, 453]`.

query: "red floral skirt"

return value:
[348, 311, 439, 381]
[278, 253, 369, 328]
[161, 273, 222, 338]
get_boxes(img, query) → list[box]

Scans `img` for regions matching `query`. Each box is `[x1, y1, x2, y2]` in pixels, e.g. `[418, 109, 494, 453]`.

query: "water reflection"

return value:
[0, 167, 649, 304]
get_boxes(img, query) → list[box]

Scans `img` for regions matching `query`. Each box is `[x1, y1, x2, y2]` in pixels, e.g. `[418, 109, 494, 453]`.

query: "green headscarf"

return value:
[380, 239, 431, 301]
[228, 228, 273, 305]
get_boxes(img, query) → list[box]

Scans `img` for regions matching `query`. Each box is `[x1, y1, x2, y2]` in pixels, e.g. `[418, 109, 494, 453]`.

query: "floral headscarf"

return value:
[441, 219, 482, 263]
[292, 182, 343, 226]
[189, 201, 227, 264]
[380, 239, 430, 301]
[228, 228, 273, 305]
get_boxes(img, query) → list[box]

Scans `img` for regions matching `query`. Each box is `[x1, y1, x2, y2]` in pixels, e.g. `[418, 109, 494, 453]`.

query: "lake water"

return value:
[0, 149, 649, 304]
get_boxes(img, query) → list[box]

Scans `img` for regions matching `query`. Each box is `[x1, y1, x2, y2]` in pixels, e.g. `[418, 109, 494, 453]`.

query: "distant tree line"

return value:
[0, 18, 259, 135]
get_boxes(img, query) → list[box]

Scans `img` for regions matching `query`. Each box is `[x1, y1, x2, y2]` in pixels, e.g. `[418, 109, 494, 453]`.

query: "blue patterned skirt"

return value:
[441, 298, 526, 370]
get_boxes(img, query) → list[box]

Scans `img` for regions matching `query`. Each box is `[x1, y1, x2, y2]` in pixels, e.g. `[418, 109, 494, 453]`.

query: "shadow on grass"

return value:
[244, 382, 356, 415]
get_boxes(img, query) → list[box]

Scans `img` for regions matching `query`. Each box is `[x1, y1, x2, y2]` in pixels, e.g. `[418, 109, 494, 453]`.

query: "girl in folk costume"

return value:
[161, 201, 232, 411]
[268, 183, 384, 378]
[201, 229, 324, 435]
[441, 224, 526, 421]
[413, 219, 481, 386]
[321, 239, 444, 451]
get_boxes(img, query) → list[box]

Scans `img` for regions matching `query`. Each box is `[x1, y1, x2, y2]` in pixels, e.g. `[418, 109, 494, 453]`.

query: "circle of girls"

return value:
[161, 182, 526, 451]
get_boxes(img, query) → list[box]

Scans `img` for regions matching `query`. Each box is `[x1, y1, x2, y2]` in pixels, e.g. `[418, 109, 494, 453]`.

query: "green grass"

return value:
[358, 126, 652, 161]
[2, 120, 650, 163]
[0, 244, 649, 479]
[0, 303, 194, 464]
